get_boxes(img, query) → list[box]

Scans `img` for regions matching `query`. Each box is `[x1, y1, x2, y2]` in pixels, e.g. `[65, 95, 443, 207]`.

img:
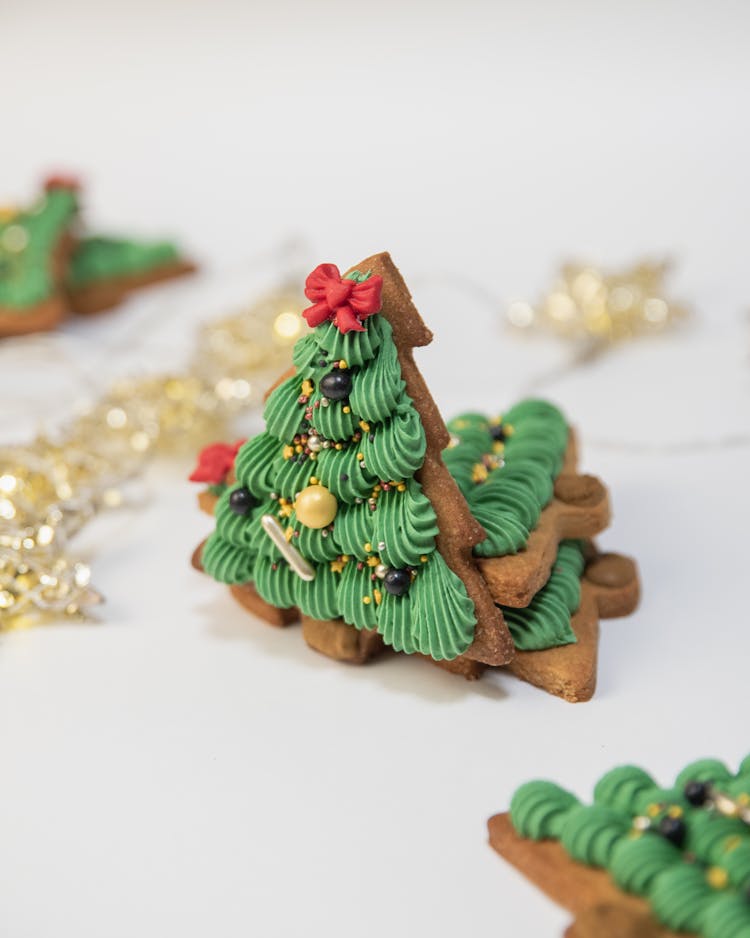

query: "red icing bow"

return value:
[303, 263, 383, 334]
[43, 173, 82, 192]
[189, 440, 245, 484]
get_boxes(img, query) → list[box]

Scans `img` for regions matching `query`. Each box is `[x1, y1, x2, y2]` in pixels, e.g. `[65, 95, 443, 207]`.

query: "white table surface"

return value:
[2, 3, 750, 936]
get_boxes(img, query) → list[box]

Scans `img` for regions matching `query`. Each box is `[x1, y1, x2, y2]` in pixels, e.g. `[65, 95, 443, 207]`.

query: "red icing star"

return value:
[189, 440, 245, 484]
[303, 263, 383, 334]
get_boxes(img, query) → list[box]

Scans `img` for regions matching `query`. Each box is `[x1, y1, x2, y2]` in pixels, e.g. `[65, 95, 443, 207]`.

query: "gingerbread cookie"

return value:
[192, 254, 639, 699]
[198, 253, 513, 667]
[66, 235, 195, 314]
[491, 756, 750, 937]
[0, 177, 79, 337]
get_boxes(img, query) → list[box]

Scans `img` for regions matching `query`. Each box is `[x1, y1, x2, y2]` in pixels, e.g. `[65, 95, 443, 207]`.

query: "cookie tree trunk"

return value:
[345, 252, 513, 666]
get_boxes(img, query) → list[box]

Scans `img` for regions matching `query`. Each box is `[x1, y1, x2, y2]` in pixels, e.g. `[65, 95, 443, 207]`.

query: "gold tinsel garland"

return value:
[0, 288, 305, 627]
[506, 260, 688, 349]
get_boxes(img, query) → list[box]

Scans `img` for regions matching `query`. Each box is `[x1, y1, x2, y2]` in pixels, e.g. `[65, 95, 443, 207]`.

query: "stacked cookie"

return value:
[191, 253, 639, 702]
[0, 176, 194, 337]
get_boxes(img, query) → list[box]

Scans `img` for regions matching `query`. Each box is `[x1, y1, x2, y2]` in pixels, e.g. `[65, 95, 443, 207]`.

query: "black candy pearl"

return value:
[684, 780, 710, 807]
[657, 815, 687, 848]
[320, 369, 352, 401]
[384, 568, 411, 597]
[228, 486, 255, 516]
[489, 423, 506, 442]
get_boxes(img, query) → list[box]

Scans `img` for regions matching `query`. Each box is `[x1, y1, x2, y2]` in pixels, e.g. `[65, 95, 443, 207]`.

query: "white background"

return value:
[2, 1, 750, 935]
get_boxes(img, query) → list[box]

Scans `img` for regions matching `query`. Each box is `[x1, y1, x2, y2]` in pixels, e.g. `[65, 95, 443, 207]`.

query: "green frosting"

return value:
[500, 540, 584, 651]
[650, 864, 713, 932]
[509, 781, 579, 840]
[704, 895, 750, 938]
[594, 765, 658, 814]
[0, 187, 78, 309]
[202, 294, 478, 661]
[559, 804, 630, 867]
[67, 235, 180, 287]
[610, 833, 682, 895]
[509, 758, 750, 938]
[444, 399, 568, 557]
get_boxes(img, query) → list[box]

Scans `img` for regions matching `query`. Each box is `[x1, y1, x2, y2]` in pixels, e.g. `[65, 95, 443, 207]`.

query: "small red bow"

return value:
[43, 173, 82, 192]
[189, 440, 245, 484]
[303, 263, 383, 334]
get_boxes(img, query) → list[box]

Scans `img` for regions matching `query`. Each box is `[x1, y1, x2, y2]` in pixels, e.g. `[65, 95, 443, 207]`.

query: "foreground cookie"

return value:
[193, 254, 639, 699]
[0, 176, 194, 336]
[489, 757, 750, 937]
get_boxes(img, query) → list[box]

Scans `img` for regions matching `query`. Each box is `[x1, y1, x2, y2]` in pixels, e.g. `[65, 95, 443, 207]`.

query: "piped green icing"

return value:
[444, 399, 568, 557]
[610, 833, 682, 894]
[509, 781, 579, 840]
[508, 757, 750, 938]
[594, 765, 658, 814]
[67, 235, 180, 287]
[500, 540, 584, 651]
[202, 295, 477, 661]
[650, 864, 713, 932]
[560, 804, 630, 867]
[0, 187, 78, 310]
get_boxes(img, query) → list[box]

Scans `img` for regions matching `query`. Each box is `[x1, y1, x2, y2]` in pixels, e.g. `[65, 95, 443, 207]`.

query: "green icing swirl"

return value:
[703, 894, 750, 938]
[263, 373, 306, 441]
[338, 561, 378, 630]
[724, 842, 750, 891]
[293, 562, 341, 621]
[509, 781, 579, 840]
[273, 453, 317, 501]
[314, 445, 376, 500]
[445, 399, 568, 557]
[501, 541, 583, 651]
[67, 235, 179, 287]
[201, 531, 255, 584]
[311, 394, 358, 441]
[373, 480, 439, 568]
[677, 759, 733, 789]
[610, 833, 682, 895]
[254, 559, 297, 609]
[212, 486, 260, 548]
[360, 401, 426, 480]
[286, 511, 339, 563]
[594, 765, 658, 814]
[377, 588, 414, 653]
[404, 553, 476, 659]
[348, 334, 405, 423]
[0, 187, 78, 309]
[311, 312, 384, 367]
[560, 804, 631, 867]
[291, 333, 319, 374]
[650, 864, 713, 932]
[687, 812, 749, 866]
[235, 432, 279, 497]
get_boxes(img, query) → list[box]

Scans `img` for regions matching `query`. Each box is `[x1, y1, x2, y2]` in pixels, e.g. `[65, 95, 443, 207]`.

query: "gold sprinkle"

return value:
[362, 596, 371, 605]
[301, 379, 314, 396]
[359, 420, 370, 432]
[309, 476, 318, 485]
[707, 867, 728, 890]
[294, 444, 303, 454]
[420, 555, 428, 563]
[667, 806, 683, 818]
[339, 360, 348, 369]
[364, 542, 373, 553]
[284, 526, 294, 542]
[283, 445, 294, 459]
[342, 406, 351, 414]
[397, 483, 406, 492]
[366, 556, 379, 567]
[646, 804, 660, 818]
[373, 588, 382, 605]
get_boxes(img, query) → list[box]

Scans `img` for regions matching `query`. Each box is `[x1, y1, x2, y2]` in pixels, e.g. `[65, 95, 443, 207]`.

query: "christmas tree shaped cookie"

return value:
[0, 177, 79, 336]
[490, 755, 750, 937]
[199, 253, 514, 666]
[0, 175, 195, 337]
